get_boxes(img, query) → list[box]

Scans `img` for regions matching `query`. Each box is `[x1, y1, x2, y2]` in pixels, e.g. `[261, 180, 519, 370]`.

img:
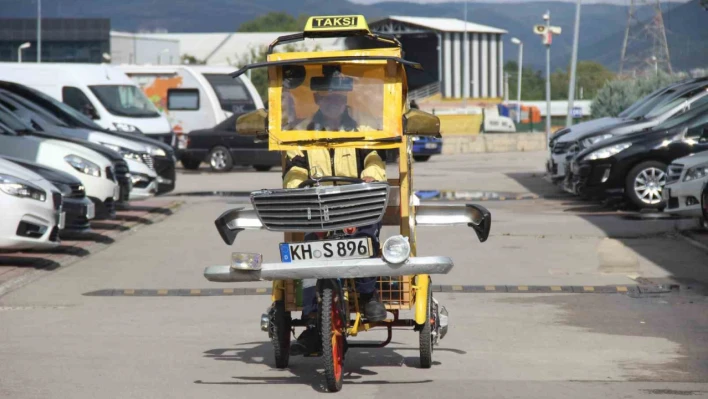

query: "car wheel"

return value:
[413, 155, 431, 162]
[208, 146, 233, 172]
[625, 161, 667, 210]
[181, 158, 201, 170]
[254, 165, 272, 172]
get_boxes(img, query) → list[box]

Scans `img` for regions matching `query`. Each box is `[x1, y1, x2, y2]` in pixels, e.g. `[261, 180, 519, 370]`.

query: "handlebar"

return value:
[297, 176, 366, 188]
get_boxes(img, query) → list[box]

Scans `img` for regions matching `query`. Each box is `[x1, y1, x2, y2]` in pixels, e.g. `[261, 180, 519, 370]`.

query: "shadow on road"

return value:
[0, 255, 61, 271]
[197, 341, 463, 392]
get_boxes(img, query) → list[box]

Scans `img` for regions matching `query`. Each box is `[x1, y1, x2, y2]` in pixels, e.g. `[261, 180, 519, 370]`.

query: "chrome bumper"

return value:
[204, 256, 453, 282]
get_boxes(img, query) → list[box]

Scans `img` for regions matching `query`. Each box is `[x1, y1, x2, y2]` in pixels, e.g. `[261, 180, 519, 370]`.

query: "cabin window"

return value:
[167, 88, 199, 111]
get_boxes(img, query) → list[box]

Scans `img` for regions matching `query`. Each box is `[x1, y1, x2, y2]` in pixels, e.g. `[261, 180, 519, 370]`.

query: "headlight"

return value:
[581, 143, 632, 161]
[113, 123, 141, 133]
[382, 235, 411, 264]
[684, 164, 708, 182]
[0, 174, 47, 201]
[100, 142, 145, 163]
[64, 154, 101, 177]
[581, 134, 614, 148]
[146, 145, 167, 157]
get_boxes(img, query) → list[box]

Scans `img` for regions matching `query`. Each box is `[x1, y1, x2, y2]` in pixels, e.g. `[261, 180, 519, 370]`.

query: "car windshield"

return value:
[618, 88, 665, 118]
[9, 84, 105, 130]
[0, 104, 32, 132]
[623, 89, 677, 119]
[654, 99, 708, 131]
[2, 92, 70, 128]
[644, 89, 708, 119]
[89, 85, 161, 118]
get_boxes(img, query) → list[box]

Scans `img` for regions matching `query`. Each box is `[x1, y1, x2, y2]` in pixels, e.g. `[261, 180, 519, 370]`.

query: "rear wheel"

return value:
[254, 165, 272, 172]
[270, 301, 291, 369]
[208, 146, 233, 172]
[320, 286, 345, 392]
[181, 158, 201, 170]
[625, 161, 667, 210]
[419, 278, 433, 369]
[413, 155, 431, 162]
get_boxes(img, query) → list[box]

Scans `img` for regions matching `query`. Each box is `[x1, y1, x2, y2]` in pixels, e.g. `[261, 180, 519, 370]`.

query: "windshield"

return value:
[654, 98, 708, 131]
[618, 88, 665, 118]
[9, 84, 105, 130]
[623, 89, 677, 119]
[203, 74, 256, 114]
[2, 93, 70, 128]
[644, 89, 708, 119]
[0, 104, 31, 132]
[89, 85, 161, 118]
[281, 64, 384, 132]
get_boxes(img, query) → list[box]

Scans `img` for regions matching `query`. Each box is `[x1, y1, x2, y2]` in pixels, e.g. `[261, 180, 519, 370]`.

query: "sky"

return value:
[350, 0, 689, 4]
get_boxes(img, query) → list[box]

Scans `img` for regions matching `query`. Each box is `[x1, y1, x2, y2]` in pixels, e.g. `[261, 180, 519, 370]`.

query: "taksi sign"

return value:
[310, 16, 360, 29]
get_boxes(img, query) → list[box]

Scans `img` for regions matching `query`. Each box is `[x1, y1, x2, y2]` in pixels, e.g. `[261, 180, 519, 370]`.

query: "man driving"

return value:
[283, 69, 388, 356]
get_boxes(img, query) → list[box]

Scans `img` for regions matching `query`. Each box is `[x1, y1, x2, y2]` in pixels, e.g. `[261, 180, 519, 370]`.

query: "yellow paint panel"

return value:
[223, 289, 234, 294]
[550, 286, 562, 292]
[157, 289, 168, 295]
[452, 285, 463, 291]
[517, 286, 529, 291]
[256, 288, 267, 294]
[123, 289, 135, 295]
[190, 289, 201, 295]
[616, 286, 628, 292]
[484, 285, 496, 291]
[583, 286, 595, 292]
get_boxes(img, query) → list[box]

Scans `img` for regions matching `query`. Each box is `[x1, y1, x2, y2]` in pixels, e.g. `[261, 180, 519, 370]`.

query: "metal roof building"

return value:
[370, 16, 507, 99]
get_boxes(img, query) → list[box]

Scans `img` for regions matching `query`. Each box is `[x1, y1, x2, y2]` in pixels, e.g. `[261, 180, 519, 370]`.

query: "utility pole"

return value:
[37, 0, 41, 63]
[566, 0, 582, 127]
[511, 38, 523, 124]
[462, 0, 468, 114]
[619, 0, 671, 76]
[544, 11, 551, 142]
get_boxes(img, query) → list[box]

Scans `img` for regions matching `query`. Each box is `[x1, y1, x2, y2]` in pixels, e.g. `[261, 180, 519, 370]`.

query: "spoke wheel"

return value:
[320, 286, 345, 392]
[625, 161, 667, 209]
[208, 146, 233, 172]
[419, 278, 433, 369]
[270, 301, 291, 369]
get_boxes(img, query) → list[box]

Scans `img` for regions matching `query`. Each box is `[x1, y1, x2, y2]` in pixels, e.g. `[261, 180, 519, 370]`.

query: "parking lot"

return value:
[1, 151, 708, 399]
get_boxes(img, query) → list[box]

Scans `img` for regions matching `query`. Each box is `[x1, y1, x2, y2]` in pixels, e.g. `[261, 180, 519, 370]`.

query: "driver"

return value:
[283, 72, 388, 356]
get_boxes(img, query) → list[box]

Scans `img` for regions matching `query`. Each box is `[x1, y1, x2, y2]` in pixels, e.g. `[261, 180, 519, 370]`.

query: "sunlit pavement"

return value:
[1, 151, 707, 398]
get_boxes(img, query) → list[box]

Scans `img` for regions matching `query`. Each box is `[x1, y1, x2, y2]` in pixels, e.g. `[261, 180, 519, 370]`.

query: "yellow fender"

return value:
[414, 274, 430, 325]
[271, 280, 284, 302]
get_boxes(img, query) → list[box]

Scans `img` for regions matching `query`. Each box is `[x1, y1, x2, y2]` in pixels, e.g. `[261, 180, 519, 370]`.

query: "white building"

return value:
[110, 32, 180, 65]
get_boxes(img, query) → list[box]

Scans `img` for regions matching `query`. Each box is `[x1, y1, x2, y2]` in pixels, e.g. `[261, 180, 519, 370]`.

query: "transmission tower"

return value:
[619, 0, 672, 76]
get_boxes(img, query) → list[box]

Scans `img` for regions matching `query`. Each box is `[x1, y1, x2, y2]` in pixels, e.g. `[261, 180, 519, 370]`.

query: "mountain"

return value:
[2, 0, 699, 72]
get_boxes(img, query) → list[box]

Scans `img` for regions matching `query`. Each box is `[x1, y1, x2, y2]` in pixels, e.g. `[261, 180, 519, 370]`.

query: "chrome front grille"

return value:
[667, 164, 684, 184]
[250, 183, 389, 232]
[141, 154, 155, 170]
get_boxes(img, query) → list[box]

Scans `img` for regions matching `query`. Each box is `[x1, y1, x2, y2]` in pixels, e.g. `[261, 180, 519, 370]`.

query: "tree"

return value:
[505, 61, 545, 101]
[549, 61, 616, 100]
[181, 54, 205, 65]
[237, 12, 309, 32]
[592, 72, 684, 118]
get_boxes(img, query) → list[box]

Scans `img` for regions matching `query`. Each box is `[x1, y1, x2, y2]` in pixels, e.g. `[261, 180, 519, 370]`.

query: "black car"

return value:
[569, 101, 708, 209]
[180, 114, 280, 172]
[0, 81, 176, 195]
[2, 156, 95, 231]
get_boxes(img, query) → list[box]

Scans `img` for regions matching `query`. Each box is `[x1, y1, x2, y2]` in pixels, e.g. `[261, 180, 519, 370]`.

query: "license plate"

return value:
[86, 202, 96, 219]
[425, 143, 438, 149]
[279, 237, 372, 263]
[57, 212, 66, 230]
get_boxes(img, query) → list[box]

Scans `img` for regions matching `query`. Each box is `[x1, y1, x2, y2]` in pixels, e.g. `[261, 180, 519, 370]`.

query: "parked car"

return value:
[0, 89, 158, 200]
[663, 151, 708, 219]
[119, 65, 263, 153]
[0, 157, 63, 250]
[180, 114, 280, 172]
[3, 156, 95, 232]
[411, 136, 442, 162]
[549, 77, 708, 183]
[0, 63, 175, 146]
[568, 100, 708, 209]
[0, 81, 176, 195]
[0, 113, 120, 219]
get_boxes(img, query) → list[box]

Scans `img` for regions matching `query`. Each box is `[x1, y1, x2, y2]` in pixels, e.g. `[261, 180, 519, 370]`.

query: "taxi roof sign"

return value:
[304, 15, 370, 36]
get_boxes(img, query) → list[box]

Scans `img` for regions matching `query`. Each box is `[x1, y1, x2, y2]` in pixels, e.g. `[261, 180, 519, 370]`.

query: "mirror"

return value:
[403, 109, 440, 136]
[83, 103, 100, 120]
[236, 109, 268, 136]
[466, 204, 491, 243]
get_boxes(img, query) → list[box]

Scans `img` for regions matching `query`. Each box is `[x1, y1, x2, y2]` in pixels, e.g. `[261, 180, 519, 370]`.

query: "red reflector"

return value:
[343, 227, 357, 235]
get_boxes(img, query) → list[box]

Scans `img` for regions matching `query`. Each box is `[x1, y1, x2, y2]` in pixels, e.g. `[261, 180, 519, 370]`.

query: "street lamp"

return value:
[102, 53, 111, 63]
[17, 42, 31, 63]
[511, 37, 523, 125]
[565, 0, 582, 127]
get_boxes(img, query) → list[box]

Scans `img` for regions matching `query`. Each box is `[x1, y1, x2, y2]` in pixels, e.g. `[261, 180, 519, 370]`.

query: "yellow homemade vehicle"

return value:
[204, 15, 491, 392]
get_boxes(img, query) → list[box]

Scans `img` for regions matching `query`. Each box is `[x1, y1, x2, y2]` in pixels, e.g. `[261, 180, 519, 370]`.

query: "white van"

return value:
[0, 63, 175, 146]
[118, 65, 263, 149]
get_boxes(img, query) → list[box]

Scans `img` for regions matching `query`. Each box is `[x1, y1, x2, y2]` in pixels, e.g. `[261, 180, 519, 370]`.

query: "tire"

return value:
[270, 301, 291, 369]
[625, 161, 667, 210]
[254, 165, 272, 172]
[419, 278, 433, 369]
[320, 286, 345, 392]
[702, 184, 708, 223]
[413, 155, 431, 162]
[208, 146, 233, 172]
[181, 158, 201, 170]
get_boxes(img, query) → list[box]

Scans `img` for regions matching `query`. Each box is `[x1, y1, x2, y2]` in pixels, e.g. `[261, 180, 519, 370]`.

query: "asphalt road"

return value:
[1, 151, 707, 398]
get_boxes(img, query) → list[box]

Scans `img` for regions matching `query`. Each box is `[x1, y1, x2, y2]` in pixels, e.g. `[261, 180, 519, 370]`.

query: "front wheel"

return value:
[320, 286, 345, 392]
[625, 161, 667, 210]
[419, 278, 433, 369]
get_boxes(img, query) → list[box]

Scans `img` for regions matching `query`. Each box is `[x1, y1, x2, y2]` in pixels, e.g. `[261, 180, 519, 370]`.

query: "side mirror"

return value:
[403, 109, 440, 137]
[466, 204, 491, 243]
[83, 104, 99, 120]
[236, 109, 268, 136]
